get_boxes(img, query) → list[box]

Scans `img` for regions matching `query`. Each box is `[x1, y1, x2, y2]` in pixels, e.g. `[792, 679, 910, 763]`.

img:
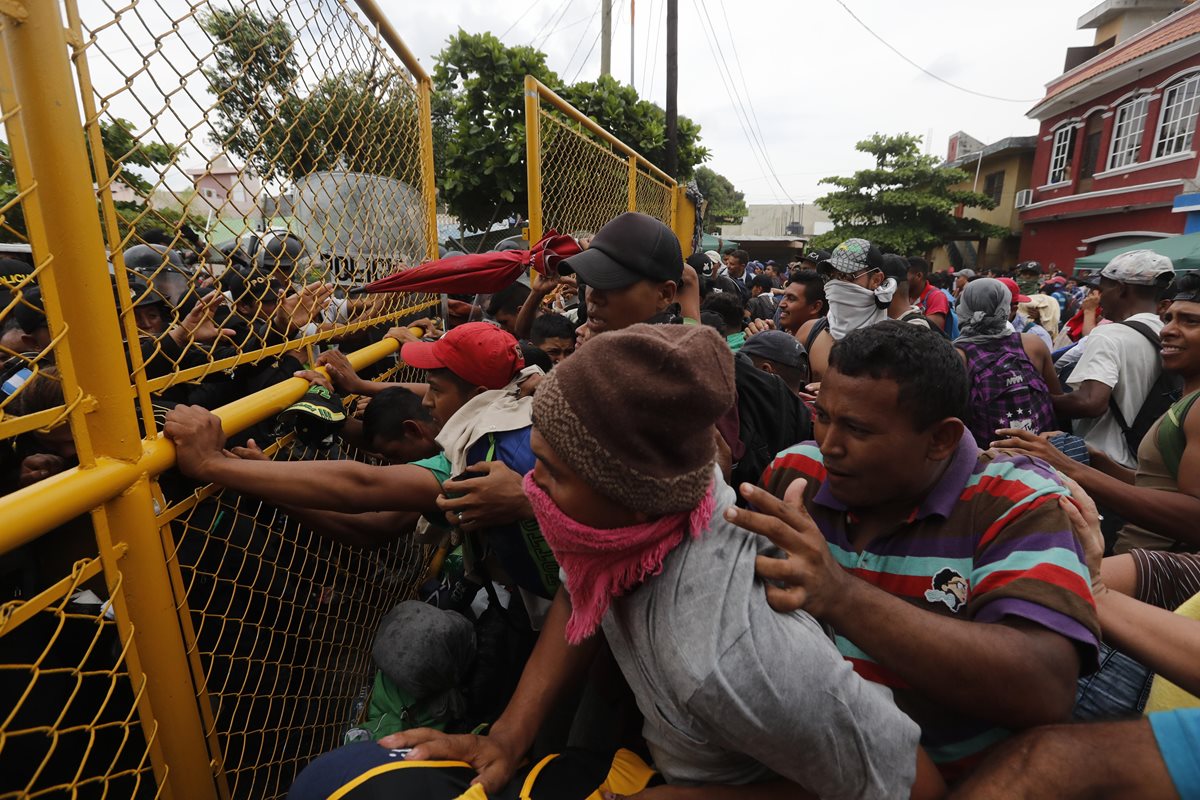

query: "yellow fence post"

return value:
[418, 76, 440, 262]
[0, 2, 216, 797]
[673, 186, 697, 254]
[524, 75, 544, 244]
[627, 156, 638, 212]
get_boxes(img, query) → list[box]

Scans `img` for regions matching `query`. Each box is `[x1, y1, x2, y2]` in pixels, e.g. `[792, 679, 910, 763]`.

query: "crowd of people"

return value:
[4, 210, 1200, 798]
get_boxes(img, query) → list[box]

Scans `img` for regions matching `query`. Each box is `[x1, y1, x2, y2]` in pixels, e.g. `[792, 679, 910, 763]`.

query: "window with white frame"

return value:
[1107, 96, 1149, 170]
[1048, 125, 1076, 184]
[1155, 74, 1200, 158]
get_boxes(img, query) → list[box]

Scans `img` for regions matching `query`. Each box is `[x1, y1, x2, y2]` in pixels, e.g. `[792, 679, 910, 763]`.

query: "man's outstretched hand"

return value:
[163, 405, 227, 481]
[377, 729, 523, 793]
[726, 479, 849, 620]
[437, 461, 532, 531]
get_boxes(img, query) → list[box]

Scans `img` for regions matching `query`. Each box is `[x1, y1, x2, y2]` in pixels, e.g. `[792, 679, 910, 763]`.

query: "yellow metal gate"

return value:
[523, 75, 696, 250]
[0, 1, 438, 797]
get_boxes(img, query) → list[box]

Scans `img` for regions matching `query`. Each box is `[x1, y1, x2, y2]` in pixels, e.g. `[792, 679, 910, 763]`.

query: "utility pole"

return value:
[665, 0, 678, 177]
[601, 0, 612, 77]
[630, 0, 636, 86]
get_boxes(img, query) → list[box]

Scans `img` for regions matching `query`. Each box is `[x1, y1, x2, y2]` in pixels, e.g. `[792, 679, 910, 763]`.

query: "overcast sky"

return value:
[385, 0, 1097, 204]
[73, 1, 1099, 207]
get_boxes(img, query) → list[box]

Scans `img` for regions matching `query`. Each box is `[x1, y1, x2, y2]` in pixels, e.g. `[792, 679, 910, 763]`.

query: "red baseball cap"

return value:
[401, 322, 524, 390]
[998, 277, 1031, 304]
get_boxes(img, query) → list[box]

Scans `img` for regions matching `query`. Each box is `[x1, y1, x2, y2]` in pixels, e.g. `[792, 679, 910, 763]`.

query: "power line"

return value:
[829, 0, 1039, 104]
[695, 0, 795, 205]
[501, 0, 544, 40]
[570, 0, 623, 83]
[696, 0, 793, 204]
[563, 5, 602, 78]
[688, 0, 783, 205]
[646, 0, 666, 97]
[712, 0, 797, 205]
[570, 25, 604, 83]
[638, 0, 657, 94]
[531, 0, 577, 50]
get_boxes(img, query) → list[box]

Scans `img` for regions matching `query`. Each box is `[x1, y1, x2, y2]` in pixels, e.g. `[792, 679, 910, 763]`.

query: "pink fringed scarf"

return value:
[523, 471, 716, 645]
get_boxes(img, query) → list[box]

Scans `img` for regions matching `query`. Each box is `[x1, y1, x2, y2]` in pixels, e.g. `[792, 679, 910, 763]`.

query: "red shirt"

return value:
[916, 282, 950, 317]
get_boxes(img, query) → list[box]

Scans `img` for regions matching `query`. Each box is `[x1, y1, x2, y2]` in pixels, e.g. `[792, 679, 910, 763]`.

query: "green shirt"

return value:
[412, 452, 452, 484]
[726, 331, 746, 353]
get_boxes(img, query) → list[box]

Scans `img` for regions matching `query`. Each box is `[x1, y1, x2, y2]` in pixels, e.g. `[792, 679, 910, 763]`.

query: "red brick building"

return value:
[1020, 1, 1200, 272]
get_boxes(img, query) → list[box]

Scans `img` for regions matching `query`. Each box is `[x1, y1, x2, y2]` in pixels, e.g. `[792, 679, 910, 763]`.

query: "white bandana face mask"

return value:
[825, 276, 897, 340]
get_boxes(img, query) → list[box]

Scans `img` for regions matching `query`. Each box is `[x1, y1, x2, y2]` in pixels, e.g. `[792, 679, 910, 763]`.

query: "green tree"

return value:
[200, 8, 419, 184]
[432, 30, 557, 232]
[810, 133, 1008, 255]
[559, 75, 708, 180]
[433, 32, 710, 231]
[198, 7, 299, 183]
[197, 14, 711, 234]
[694, 166, 747, 230]
[1, 119, 200, 245]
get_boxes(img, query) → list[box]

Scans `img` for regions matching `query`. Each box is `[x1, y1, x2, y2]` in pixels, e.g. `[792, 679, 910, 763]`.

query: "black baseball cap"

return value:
[740, 330, 807, 369]
[558, 212, 683, 289]
[686, 251, 715, 279]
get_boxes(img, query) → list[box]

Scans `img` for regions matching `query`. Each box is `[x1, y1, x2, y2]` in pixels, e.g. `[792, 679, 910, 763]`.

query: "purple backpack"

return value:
[957, 334, 1056, 449]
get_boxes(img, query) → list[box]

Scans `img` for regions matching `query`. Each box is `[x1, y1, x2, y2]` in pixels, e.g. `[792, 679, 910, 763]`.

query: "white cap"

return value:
[703, 249, 722, 265]
[1100, 249, 1174, 286]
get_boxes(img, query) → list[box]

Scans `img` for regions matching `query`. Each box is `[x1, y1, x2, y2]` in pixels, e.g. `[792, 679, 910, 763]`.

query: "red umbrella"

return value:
[362, 231, 581, 295]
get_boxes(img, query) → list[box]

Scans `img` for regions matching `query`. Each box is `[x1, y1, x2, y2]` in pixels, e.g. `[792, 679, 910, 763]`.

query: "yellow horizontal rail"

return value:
[0, 337, 402, 555]
[527, 76, 676, 186]
[351, 0, 430, 84]
[0, 552, 113, 634]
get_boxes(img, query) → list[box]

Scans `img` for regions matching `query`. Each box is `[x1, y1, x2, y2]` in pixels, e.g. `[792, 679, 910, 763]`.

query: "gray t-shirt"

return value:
[597, 476, 921, 797]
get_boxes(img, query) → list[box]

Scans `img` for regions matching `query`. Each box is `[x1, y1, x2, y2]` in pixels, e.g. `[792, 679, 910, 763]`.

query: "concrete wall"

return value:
[954, 150, 1036, 230]
[719, 203, 832, 237]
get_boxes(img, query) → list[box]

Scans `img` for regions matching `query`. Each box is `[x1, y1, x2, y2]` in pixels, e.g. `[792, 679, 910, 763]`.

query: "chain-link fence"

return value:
[161, 412, 432, 798]
[0, 1, 440, 797]
[68, 0, 438, 434]
[524, 76, 693, 248]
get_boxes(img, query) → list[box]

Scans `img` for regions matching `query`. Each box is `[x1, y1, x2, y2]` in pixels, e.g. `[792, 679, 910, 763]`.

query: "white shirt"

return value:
[1069, 312, 1164, 469]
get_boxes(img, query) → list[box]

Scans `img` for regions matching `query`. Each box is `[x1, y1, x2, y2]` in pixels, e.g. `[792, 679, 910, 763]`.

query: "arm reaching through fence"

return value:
[164, 405, 444, 514]
[223, 439, 422, 548]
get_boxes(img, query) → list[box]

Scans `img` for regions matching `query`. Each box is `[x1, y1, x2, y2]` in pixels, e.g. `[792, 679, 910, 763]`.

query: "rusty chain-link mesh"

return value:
[162, 427, 431, 797]
[535, 101, 676, 239]
[1, 0, 440, 797]
[66, 0, 436, 431]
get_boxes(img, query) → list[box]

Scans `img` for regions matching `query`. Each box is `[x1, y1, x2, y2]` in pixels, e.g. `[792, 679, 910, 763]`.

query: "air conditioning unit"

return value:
[1015, 189, 1033, 209]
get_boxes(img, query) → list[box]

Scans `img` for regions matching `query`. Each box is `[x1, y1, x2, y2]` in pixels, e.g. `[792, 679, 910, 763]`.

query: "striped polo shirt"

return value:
[760, 432, 1100, 780]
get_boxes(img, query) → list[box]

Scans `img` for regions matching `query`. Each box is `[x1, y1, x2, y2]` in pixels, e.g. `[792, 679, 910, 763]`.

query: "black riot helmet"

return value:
[122, 244, 191, 306]
[255, 231, 309, 283]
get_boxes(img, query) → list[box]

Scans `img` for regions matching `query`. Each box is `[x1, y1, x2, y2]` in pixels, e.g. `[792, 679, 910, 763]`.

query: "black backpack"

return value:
[730, 353, 812, 492]
[1108, 320, 1184, 462]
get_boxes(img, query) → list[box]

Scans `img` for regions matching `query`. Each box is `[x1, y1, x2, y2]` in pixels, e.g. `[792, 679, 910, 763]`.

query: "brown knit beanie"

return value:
[532, 323, 736, 515]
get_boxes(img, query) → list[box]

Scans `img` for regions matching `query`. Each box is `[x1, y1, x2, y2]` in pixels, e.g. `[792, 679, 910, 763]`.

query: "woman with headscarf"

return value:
[955, 278, 1062, 449]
